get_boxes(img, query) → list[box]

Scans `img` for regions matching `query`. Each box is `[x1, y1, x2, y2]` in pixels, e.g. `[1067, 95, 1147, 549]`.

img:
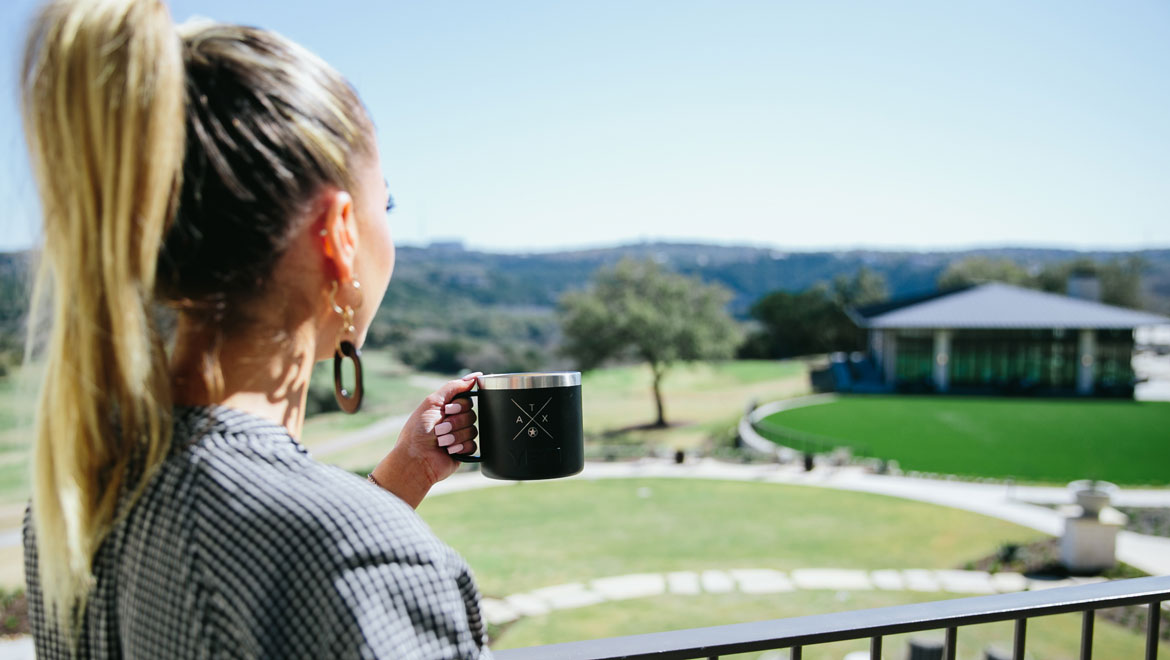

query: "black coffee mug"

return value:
[450, 372, 583, 480]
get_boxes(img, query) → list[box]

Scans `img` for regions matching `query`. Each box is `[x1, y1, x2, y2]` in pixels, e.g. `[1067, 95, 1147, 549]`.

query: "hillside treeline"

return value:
[0, 244, 1165, 373]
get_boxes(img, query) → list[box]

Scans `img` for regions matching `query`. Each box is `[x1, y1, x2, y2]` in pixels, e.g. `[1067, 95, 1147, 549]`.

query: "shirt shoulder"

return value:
[178, 406, 488, 659]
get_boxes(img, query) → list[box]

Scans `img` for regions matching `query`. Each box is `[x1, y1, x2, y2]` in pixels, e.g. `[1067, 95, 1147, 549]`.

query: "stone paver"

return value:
[934, 570, 996, 594]
[472, 567, 1101, 629]
[531, 583, 606, 610]
[990, 572, 1028, 593]
[481, 598, 520, 625]
[700, 570, 735, 593]
[729, 569, 795, 594]
[590, 574, 665, 601]
[870, 569, 905, 591]
[791, 569, 873, 591]
[902, 569, 942, 592]
[667, 571, 701, 595]
[504, 593, 551, 617]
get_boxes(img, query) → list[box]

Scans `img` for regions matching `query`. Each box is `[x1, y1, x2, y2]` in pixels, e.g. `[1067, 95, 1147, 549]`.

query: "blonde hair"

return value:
[21, 0, 371, 636]
[22, 0, 184, 633]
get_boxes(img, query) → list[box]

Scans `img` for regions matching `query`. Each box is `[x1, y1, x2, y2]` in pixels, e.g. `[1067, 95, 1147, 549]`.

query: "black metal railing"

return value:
[495, 575, 1169, 660]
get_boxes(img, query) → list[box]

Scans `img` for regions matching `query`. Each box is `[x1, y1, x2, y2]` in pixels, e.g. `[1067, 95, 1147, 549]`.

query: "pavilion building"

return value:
[847, 282, 1170, 397]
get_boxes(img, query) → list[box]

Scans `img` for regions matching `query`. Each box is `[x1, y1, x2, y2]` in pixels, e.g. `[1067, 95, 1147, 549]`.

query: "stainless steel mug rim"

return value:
[476, 371, 582, 390]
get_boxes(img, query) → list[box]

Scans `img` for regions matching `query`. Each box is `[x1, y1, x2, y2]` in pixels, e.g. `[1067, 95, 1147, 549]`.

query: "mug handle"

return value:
[447, 390, 482, 463]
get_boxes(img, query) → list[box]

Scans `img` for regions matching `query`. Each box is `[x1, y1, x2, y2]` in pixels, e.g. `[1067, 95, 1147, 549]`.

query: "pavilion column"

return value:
[882, 330, 898, 385]
[933, 329, 952, 392]
[1077, 329, 1096, 395]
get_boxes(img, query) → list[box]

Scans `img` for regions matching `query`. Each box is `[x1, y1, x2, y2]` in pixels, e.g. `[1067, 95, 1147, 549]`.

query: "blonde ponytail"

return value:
[21, 0, 185, 632]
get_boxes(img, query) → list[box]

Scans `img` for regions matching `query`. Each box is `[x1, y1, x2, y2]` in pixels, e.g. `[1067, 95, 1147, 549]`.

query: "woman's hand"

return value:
[367, 373, 481, 508]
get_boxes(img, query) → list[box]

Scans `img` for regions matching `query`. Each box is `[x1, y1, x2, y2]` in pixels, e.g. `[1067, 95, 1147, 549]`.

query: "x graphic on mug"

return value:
[512, 398, 553, 440]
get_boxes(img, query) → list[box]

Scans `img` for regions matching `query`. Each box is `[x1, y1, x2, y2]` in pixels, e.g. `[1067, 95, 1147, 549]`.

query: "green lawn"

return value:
[760, 395, 1170, 486]
[420, 479, 1043, 596]
[0, 366, 39, 507]
[419, 478, 1164, 658]
[579, 360, 809, 452]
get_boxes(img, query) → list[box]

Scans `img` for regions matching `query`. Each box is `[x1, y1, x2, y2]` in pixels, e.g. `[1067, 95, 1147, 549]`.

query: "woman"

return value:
[21, 0, 490, 657]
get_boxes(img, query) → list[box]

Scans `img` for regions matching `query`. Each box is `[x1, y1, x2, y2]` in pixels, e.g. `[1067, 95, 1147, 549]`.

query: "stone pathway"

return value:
[479, 567, 1106, 626]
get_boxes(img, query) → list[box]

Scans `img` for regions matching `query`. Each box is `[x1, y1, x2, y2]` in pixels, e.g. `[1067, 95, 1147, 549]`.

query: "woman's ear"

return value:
[318, 188, 358, 282]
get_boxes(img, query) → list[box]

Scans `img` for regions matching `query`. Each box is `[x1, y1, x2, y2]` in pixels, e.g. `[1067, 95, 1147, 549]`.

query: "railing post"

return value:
[791, 645, 802, 660]
[1014, 618, 1027, 660]
[945, 627, 957, 660]
[870, 635, 882, 659]
[1148, 601, 1162, 660]
[1081, 610, 1094, 660]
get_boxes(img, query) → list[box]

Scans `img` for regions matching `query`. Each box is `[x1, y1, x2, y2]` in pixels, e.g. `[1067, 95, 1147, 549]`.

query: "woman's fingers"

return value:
[439, 426, 478, 452]
[446, 439, 479, 456]
[433, 411, 476, 436]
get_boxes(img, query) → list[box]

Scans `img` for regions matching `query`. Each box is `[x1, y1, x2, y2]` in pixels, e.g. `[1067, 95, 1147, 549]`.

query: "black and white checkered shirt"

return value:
[24, 405, 492, 659]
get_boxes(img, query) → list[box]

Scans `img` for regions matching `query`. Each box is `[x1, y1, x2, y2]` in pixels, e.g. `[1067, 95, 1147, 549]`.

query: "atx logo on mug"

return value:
[512, 398, 553, 440]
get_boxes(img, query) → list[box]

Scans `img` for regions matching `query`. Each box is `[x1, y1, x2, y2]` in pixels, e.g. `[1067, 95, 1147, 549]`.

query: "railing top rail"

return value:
[494, 575, 1170, 660]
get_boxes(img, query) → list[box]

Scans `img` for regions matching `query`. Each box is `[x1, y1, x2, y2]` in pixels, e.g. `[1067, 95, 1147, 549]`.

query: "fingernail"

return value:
[437, 433, 455, 447]
[434, 421, 452, 436]
[444, 403, 462, 415]
[447, 443, 464, 454]
[462, 372, 482, 381]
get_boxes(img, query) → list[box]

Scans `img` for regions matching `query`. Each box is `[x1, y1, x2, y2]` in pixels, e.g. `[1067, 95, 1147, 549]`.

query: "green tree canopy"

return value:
[937, 257, 1032, 290]
[938, 256, 1146, 309]
[558, 259, 739, 427]
[831, 266, 890, 308]
[740, 268, 889, 360]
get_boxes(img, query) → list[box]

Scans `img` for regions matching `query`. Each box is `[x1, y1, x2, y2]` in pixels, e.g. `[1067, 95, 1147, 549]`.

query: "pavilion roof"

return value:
[851, 282, 1170, 330]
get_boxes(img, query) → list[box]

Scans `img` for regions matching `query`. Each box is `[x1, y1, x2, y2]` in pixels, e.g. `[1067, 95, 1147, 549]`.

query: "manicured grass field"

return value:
[579, 359, 809, 451]
[420, 479, 1044, 596]
[419, 478, 1164, 658]
[760, 396, 1170, 486]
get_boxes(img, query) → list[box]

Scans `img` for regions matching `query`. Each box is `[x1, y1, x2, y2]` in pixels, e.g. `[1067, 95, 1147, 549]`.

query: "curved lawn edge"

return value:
[737, 393, 839, 458]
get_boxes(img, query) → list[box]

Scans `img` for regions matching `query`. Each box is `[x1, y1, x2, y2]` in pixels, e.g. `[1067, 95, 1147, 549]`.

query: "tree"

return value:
[937, 257, 1031, 290]
[558, 259, 739, 428]
[940, 255, 1147, 310]
[831, 266, 890, 308]
[740, 285, 860, 359]
[740, 268, 889, 360]
[1034, 257, 1146, 309]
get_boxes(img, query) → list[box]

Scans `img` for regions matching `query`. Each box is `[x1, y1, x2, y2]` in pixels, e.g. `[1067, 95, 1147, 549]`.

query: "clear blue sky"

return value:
[1, 1, 1168, 253]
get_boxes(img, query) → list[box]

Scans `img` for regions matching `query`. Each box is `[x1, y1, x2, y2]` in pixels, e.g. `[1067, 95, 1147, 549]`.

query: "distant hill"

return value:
[386, 242, 1170, 316]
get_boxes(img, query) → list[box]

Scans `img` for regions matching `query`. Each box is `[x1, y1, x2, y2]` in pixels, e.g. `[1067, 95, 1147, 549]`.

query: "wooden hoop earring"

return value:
[334, 339, 363, 413]
[329, 280, 364, 413]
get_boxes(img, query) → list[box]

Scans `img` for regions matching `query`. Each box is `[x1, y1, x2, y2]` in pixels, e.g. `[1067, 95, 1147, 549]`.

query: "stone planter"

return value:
[1068, 480, 1118, 518]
